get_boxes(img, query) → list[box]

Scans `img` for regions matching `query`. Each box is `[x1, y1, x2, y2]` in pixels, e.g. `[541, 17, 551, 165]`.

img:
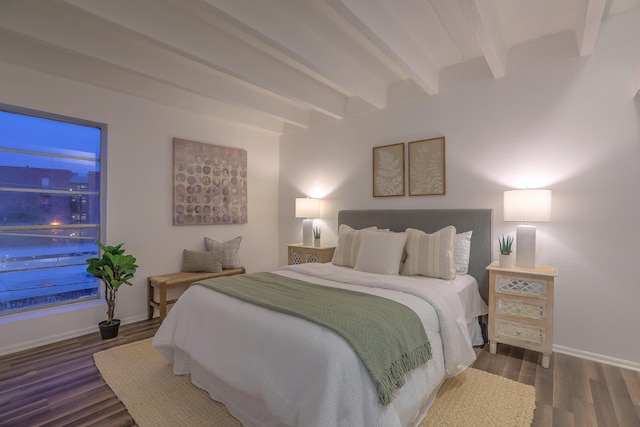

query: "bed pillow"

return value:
[332, 224, 377, 267]
[354, 230, 407, 275]
[400, 226, 457, 280]
[204, 236, 242, 269]
[182, 250, 223, 273]
[454, 230, 473, 275]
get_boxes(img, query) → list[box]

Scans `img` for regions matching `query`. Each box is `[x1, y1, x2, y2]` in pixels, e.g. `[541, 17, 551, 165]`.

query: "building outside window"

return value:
[0, 104, 105, 315]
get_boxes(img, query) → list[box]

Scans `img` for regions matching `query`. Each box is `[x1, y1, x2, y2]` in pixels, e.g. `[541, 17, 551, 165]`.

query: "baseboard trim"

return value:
[0, 313, 148, 357]
[554, 344, 640, 372]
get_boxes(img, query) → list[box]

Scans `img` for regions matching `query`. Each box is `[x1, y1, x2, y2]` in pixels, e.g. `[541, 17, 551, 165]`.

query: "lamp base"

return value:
[302, 219, 313, 246]
[515, 225, 536, 268]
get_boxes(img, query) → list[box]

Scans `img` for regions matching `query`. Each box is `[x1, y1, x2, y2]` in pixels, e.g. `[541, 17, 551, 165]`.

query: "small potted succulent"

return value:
[498, 235, 514, 268]
[313, 226, 322, 247]
[86, 242, 138, 339]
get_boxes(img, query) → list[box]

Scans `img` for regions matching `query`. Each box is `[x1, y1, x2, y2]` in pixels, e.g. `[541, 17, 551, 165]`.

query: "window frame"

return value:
[0, 102, 107, 315]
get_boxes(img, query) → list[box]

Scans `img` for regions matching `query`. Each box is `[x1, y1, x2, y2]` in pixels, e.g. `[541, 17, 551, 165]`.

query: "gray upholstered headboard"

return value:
[338, 209, 493, 302]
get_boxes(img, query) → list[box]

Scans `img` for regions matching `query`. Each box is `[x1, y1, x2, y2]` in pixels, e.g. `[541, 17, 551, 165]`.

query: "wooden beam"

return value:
[327, 0, 440, 95]
[459, 0, 507, 79]
[0, 34, 284, 134]
[575, 0, 606, 57]
[198, 0, 390, 108]
[63, 0, 347, 119]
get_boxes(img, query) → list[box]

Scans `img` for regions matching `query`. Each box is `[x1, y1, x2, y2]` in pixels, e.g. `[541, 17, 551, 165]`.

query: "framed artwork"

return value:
[408, 136, 446, 196]
[373, 143, 405, 197]
[173, 138, 247, 225]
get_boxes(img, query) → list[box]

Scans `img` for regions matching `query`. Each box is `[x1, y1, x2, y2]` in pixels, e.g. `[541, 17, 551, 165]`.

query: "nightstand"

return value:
[486, 261, 558, 368]
[287, 244, 336, 265]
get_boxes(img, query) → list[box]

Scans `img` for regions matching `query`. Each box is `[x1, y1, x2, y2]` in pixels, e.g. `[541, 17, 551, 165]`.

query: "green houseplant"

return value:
[86, 242, 138, 339]
[313, 226, 322, 247]
[498, 235, 513, 255]
[498, 235, 514, 268]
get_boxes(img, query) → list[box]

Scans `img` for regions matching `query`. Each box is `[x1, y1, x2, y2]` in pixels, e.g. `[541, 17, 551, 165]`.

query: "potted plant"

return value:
[498, 235, 514, 268]
[86, 242, 138, 339]
[313, 226, 322, 247]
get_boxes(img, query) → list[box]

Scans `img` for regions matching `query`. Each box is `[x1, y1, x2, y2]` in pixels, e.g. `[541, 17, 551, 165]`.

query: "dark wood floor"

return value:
[1, 318, 638, 426]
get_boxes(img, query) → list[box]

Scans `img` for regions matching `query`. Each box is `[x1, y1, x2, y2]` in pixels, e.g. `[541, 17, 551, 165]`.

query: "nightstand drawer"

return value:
[287, 244, 336, 265]
[292, 251, 321, 264]
[496, 297, 546, 320]
[494, 319, 545, 346]
[495, 273, 548, 298]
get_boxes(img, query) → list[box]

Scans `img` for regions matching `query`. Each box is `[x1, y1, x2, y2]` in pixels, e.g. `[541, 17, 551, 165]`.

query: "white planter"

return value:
[314, 238, 321, 247]
[499, 254, 512, 268]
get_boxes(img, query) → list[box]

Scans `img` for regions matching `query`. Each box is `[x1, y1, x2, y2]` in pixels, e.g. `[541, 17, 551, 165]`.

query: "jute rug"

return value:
[94, 338, 535, 427]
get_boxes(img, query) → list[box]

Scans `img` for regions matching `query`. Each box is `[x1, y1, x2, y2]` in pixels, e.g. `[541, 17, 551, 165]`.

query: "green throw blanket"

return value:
[193, 272, 432, 405]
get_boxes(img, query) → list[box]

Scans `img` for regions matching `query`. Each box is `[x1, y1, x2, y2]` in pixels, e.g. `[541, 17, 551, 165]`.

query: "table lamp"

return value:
[503, 189, 552, 268]
[295, 197, 321, 246]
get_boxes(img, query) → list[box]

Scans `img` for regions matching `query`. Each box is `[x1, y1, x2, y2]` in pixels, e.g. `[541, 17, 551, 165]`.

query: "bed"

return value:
[153, 209, 492, 427]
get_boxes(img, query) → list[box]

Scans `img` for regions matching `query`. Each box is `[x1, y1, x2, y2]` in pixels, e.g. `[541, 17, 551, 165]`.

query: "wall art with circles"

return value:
[173, 138, 247, 225]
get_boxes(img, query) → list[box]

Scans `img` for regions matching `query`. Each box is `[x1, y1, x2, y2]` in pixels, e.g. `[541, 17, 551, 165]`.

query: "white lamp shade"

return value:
[295, 198, 321, 218]
[503, 189, 552, 222]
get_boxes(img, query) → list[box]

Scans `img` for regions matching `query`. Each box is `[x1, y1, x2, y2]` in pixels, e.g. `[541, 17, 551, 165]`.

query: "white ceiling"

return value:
[1, 0, 638, 135]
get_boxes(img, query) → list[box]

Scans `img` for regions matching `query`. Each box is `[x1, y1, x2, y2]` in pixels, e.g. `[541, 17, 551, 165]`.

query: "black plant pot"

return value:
[99, 319, 121, 340]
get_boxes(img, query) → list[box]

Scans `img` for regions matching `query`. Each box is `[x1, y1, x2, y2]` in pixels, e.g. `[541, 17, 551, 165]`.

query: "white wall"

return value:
[279, 10, 640, 367]
[0, 63, 280, 355]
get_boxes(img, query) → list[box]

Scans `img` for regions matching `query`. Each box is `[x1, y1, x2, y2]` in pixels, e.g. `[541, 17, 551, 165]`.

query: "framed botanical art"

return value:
[173, 138, 247, 225]
[408, 136, 445, 196]
[373, 143, 405, 197]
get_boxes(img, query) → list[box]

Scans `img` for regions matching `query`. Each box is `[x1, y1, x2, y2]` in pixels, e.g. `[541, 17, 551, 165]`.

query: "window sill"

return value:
[0, 297, 103, 325]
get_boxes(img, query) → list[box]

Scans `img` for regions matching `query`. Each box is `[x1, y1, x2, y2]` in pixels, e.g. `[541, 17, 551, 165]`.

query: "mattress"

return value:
[153, 262, 486, 427]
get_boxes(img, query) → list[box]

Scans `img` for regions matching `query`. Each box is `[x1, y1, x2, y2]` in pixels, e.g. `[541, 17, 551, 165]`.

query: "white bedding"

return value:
[153, 263, 487, 427]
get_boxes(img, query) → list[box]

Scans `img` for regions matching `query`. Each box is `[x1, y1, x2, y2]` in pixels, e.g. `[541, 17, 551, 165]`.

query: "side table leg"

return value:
[147, 280, 154, 320]
[160, 286, 167, 322]
[489, 341, 497, 354]
[541, 353, 551, 368]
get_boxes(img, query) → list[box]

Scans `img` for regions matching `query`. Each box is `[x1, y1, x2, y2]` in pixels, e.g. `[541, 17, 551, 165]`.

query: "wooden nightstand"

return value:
[486, 261, 558, 368]
[287, 244, 336, 265]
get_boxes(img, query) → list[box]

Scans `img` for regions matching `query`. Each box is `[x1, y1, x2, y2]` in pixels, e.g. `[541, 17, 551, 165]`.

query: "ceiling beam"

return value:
[326, 0, 440, 95]
[310, 0, 409, 80]
[63, 0, 347, 119]
[0, 33, 284, 134]
[0, 0, 309, 128]
[199, 0, 390, 108]
[575, 0, 606, 56]
[458, 0, 507, 79]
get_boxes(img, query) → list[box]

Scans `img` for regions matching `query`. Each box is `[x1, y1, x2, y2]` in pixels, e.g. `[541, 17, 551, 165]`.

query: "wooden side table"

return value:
[287, 244, 335, 265]
[486, 261, 558, 368]
[148, 268, 245, 322]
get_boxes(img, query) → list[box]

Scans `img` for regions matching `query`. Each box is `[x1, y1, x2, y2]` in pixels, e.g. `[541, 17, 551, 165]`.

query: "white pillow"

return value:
[454, 230, 473, 275]
[332, 224, 377, 267]
[400, 226, 457, 280]
[354, 230, 407, 275]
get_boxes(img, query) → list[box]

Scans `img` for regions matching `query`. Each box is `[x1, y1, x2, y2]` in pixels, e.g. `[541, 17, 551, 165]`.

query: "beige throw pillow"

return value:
[204, 236, 242, 269]
[400, 226, 457, 280]
[182, 250, 223, 273]
[331, 224, 377, 268]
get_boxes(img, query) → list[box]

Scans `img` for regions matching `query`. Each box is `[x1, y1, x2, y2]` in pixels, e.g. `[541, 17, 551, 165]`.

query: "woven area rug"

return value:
[94, 338, 535, 427]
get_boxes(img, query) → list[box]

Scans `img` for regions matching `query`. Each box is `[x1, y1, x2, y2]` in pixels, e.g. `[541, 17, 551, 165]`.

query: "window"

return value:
[0, 104, 105, 315]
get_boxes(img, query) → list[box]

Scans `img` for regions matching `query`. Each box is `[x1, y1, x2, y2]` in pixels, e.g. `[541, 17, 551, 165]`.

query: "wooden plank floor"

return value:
[473, 343, 640, 427]
[0, 319, 160, 427]
[1, 318, 639, 426]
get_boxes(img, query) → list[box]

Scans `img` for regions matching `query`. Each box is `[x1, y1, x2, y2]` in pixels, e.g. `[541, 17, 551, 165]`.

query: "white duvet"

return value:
[153, 263, 484, 427]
